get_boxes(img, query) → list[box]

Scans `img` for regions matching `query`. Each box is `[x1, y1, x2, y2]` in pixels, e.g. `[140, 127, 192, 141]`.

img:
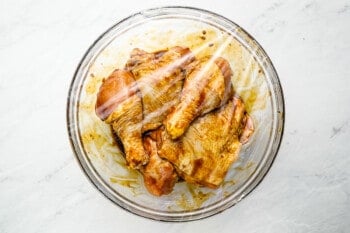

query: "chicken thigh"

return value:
[157, 96, 248, 188]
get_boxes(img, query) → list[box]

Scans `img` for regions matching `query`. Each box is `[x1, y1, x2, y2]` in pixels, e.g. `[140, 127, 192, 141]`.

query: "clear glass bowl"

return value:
[67, 6, 284, 221]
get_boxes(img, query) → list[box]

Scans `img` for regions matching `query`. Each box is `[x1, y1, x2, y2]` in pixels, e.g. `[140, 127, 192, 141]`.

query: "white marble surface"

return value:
[1, 0, 349, 232]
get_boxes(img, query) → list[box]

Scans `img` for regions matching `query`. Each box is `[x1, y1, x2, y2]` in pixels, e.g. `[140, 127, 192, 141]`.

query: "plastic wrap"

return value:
[67, 7, 284, 221]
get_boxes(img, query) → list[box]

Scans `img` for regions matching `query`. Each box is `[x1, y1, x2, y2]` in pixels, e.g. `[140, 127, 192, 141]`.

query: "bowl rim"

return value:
[66, 5, 285, 222]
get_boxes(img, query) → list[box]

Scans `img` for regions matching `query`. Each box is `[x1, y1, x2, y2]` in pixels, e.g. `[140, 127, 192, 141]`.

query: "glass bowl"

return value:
[67, 6, 284, 221]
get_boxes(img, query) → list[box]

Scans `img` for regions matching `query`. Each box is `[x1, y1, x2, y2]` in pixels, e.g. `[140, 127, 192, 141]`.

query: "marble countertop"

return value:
[1, 0, 349, 232]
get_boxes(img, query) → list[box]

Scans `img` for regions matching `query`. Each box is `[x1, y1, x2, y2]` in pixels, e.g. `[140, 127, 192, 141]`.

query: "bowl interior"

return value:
[67, 7, 284, 221]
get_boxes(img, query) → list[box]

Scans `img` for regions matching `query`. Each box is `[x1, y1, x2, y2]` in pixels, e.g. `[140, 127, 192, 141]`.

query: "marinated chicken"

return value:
[95, 46, 254, 196]
[165, 56, 233, 139]
[95, 69, 148, 169]
[240, 114, 255, 144]
[155, 96, 247, 188]
[142, 135, 178, 196]
[125, 47, 195, 132]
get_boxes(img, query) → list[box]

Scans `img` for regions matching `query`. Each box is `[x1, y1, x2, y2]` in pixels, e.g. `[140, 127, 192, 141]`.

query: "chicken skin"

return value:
[240, 114, 255, 144]
[165, 56, 233, 139]
[142, 135, 178, 196]
[125, 47, 195, 132]
[95, 69, 148, 169]
[156, 96, 247, 188]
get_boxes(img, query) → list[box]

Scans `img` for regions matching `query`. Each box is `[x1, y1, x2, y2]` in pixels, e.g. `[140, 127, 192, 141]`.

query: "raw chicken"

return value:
[125, 47, 195, 132]
[165, 56, 233, 139]
[157, 96, 247, 188]
[95, 69, 148, 169]
[240, 114, 255, 144]
[142, 134, 178, 196]
[95, 47, 254, 196]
